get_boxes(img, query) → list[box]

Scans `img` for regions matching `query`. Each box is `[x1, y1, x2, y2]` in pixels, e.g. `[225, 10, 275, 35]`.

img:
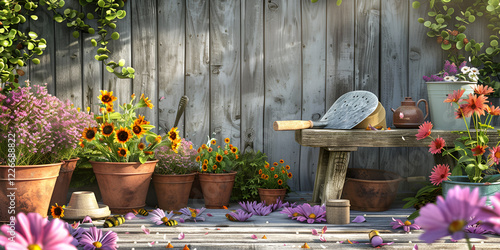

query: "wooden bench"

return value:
[295, 129, 500, 204]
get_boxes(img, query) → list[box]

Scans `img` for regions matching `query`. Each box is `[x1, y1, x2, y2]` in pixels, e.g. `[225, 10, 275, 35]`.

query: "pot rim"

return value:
[0, 162, 64, 168]
[89, 160, 159, 165]
[345, 168, 403, 183]
[153, 172, 197, 177]
[198, 171, 238, 175]
[443, 175, 500, 185]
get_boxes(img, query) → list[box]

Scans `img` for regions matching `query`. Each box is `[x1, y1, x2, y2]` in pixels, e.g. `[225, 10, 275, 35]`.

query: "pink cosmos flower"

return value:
[149, 208, 175, 225]
[473, 85, 495, 95]
[415, 186, 487, 243]
[428, 137, 445, 154]
[390, 218, 420, 232]
[415, 121, 432, 140]
[80, 227, 118, 250]
[429, 164, 451, 186]
[0, 212, 76, 250]
[488, 146, 500, 166]
[444, 89, 465, 104]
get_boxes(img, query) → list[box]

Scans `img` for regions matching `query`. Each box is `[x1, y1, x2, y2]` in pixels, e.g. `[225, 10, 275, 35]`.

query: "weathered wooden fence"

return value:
[17, 0, 486, 192]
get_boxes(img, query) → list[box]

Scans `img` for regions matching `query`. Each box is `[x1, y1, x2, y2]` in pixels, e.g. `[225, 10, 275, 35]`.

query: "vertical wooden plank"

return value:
[300, 0, 326, 191]
[264, 0, 302, 190]
[101, 2, 132, 112]
[379, 0, 410, 191]
[210, 0, 241, 148]
[157, 0, 186, 135]
[240, 0, 264, 152]
[351, 0, 381, 170]
[82, 4, 103, 113]
[54, 1, 83, 108]
[29, 8, 55, 93]
[185, 0, 210, 147]
[408, 0, 442, 189]
[131, 0, 157, 128]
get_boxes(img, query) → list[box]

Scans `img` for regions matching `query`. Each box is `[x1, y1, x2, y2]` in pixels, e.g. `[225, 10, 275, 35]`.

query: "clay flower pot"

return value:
[198, 171, 237, 209]
[152, 173, 196, 211]
[91, 160, 157, 213]
[63, 191, 110, 220]
[0, 163, 62, 222]
[50, 158, 79, 206]
[258, 188, 286, 205]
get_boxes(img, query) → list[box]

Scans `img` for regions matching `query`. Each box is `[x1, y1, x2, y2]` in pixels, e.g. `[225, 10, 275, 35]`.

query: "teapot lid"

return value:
[401, 97, 415, 105]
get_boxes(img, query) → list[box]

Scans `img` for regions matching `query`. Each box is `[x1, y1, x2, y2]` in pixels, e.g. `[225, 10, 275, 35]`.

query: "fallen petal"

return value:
[141, 225, 150, 235]
[352, 215, 366, 223]
[322, 225, 327, 234]
[82, 215, 92, 223]
[125, 212, 136, 220]
[223, 206, 228, 209]
[150, 241, 155, 245]
[178, 232, 185, 240]
[311, 229, 318, 235]
[205, 232, 209, 235]
[125, 232, 129, 234]
[413, 244, 418, 250]
[319, 235, 326, 242]
[206, 213, 213, 217]
[251, 234, 258, 239]
[179, 218, 185, 223]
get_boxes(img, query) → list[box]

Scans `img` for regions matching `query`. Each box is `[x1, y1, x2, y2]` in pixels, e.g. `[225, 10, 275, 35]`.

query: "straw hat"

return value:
[63, 191, 111, 220]
[354, 102, 387, 129]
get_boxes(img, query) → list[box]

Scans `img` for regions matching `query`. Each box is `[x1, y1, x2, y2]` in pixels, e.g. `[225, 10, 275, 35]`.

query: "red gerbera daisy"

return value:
[462, 94, 488, 117]
[444, 89, 465, 104]
[429, 137, 446, 154]
[416, 121, 432, 140]
[455, 104, 467, 119]
[488, 105, 500, 116]
[471, 145, 488, 156]
[473, 84, 495, 95]
[488, 146, 500, 166]
[429, 164, 451, 186]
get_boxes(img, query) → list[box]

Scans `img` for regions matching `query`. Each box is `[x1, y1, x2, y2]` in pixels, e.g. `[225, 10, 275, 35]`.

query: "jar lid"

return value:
[326, 199, 350, 207]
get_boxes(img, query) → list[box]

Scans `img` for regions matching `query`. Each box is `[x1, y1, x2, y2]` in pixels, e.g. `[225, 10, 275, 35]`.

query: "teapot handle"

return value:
[417, 99, 429, 120]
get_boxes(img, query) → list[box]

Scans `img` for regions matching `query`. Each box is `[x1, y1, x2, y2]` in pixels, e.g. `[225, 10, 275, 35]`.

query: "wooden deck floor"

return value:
[83, 192, 500, 250]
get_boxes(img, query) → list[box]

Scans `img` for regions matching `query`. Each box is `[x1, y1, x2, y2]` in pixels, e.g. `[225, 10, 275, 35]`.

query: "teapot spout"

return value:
[390, 108, 396, 113]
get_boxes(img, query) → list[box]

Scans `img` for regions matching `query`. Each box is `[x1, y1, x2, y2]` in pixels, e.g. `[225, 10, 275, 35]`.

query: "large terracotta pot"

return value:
[258, 188, 286, 205]
[50, 158, 79, 206]
[153, 173, 196, 211]
[341, 168, 402, 212]
[198, 171, 237, 209]
[91, 160, 157, 214]
[0, 163, 62, 222]
[189, 172, 204, 199]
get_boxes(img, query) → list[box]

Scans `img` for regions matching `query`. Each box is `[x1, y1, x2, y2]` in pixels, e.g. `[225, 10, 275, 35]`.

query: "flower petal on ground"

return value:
[319, 234, 326, 242]
[322, 225, 327, 234]
[352, 215, 366, 223]
[141, 225, 150, 235]
[178, 232, 185, 240]
[251, 234, 258, 239]
[125, 212, 136, 220]
[311, 229, 318, 235]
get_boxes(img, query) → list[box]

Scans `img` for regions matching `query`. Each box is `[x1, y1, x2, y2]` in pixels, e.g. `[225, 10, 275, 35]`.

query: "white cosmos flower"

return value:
[444, 76, 455, 81]
[461, 66, 471, 74]
[470, 67, 479, 74]
[468, 73, 478, 82]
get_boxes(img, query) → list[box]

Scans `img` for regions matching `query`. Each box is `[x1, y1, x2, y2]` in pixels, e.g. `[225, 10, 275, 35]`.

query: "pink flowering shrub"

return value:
[0, 84, 96, 165]
[154, 138, 198, 175]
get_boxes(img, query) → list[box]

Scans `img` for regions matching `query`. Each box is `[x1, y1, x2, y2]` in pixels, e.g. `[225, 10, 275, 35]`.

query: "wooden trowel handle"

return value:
[273, 120, 313, 131]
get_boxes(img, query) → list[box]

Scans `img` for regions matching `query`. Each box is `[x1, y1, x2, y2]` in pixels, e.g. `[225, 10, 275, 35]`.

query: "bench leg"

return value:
[312, 148, 329, 203]
[320, 151, 350, 204]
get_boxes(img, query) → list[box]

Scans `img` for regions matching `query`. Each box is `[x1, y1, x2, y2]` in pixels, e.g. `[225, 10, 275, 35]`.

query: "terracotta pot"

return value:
[153, 173, 196, 211]
[258, 188, 286, 205]
[50, 158, 79, 206]
[198, 171, 237, 209]
[0, 163, 62, 222]
[341, 168, 402, 212]
[91, 160, 157, 214]
[189, 172, 204, 199]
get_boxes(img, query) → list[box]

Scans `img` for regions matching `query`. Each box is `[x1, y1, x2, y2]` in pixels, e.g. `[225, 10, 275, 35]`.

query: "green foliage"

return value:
[69, 160, 97, 188]
[231, 150, 268, 201]
[0, 0, 134, 85]
[402, 183, 442, 219]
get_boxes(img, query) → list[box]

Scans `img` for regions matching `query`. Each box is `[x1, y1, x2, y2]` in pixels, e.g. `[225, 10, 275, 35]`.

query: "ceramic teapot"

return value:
[391, 97, 428, 128]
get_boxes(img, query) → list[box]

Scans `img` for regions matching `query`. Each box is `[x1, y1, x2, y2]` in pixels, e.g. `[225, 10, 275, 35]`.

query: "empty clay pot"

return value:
[63, 191, 110, 220]
[153, 173, 196, 211]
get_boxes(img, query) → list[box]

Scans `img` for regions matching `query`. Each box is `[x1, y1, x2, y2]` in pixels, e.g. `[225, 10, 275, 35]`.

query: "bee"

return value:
[225, 213, 237, 222]
[165, 219, 178, 227]
[135, 208, 149, 216]
[103, 215, 125, 228]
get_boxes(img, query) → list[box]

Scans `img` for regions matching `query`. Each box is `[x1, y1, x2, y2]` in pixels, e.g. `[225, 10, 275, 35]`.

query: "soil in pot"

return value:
[341, 168, 402, 212]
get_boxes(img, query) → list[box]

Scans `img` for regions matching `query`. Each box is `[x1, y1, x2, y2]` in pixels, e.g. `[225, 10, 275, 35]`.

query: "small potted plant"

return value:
[153, 135, 198, 211]
[80, 91, 171, 213]
[0, 83, 95, 221]
[196, 137, 240, 208]
[257, 159, 293, 205]
[231, 150, 268, 202]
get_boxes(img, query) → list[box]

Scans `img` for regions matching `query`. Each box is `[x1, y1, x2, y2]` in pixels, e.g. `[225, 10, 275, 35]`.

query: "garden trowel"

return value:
[173, 95, 189, 128]
[273, 90, 379, 130]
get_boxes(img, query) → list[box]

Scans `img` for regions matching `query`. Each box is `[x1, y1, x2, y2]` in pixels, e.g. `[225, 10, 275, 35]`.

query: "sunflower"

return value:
[115, 127, 132, 144]
[282, 170, 286, 174]
[106, 104, 114, 113]
[285, 165, 290, 170]
[168, 127, 179, 142]
[212, 165, 217, 170]
[211, 139, 216, 145]
[134, 115, 150, 125]
[203, 159, 209, 165]
[171, 139, 181, 153]
[197, 147, 202, 153]
[216, 153, 223, 162]
[231, 147, 237, 153]
[79, 139, 84, 148]
[259, 169, 263, 175]
[278, 179, 283, 185]
[208, 147, 213, 153]
[82, 127, 98, 142]
[202, 144, 207, 149]
[196, 156, 201, 162]
[224, 150, 228, 155]
[202, 164, 208, 171]
[155, 135, 162, 143]
[224, 138, 230, 143]
[261, 174, 266, 179]
[101, 122, 115, 137]
[117, 147, 128, 157]
[264, 162, 270, 169]
[50, 203, 65, 218]
[274, 174, 278, 179]
[144, 151, 154, 155]
[138, 143, 145, 151]
[270, 167, 275, 171]
[264, 175, 269, 180]
[140, 93, 154, 109]
[273, 162, 278, 167]
[287, 172, 293, 178]
[98, 90, 117, 105]
[280, 159, 284, 164]
[132, 123, 146, 138]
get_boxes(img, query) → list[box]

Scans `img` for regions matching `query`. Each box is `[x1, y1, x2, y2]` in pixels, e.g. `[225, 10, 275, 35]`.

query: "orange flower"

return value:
[213, 165, 218, 170]
[117, 147, 128, 157]
[287, 172, 293, 178]
[278, 179, 283, 185]
[168, 127, 179, 142]
[261, 174, 266, 179]
[474, 84, 495, 95]
[273, 162, 278, 167]
[231, 147, 237, 153]
[282, 170, 286, 174]
[138, 143, 145, 150]
[82, 127, 98, 142]
[144, 151, 153, 155]
[115, 126, 132, 144]
[444, 89, 465, 104]
[211, 139, 216, 145]
[202, 144, 207, 149]
[140, 93, 154, 109]
[264, 162, 270, 169]
[134, 115, 150, 125]
[50, 203, 65, 218]
[462, 93, 488, 117]
[208, 147, 213, 153]
[196, 156, 201, 162]
[259, 169, 263, 175]
[224, 138, 230, 143]
[415, 121, 432, 140]
[197, 147, 202, 153]
[155, 135, 162, 143]
[274, 174, 278, 179]
[270, 167, 275, 171]
[98, 90, 117, 105]
[132, 123, 146, 138]
[279, 159, 284, 164]
[229, 144, 233, 148]
[264, 175, 269, 180]
[488, 105, 500, 116]
[285, 165, 290, 170]
[101, 122, 114, 137]
[216, 153, 223, 162]
[235, 155, 239, 159]
[224, 150, 228, 155]
[472, 145, 488, 156]
[202, 164, 208, 171]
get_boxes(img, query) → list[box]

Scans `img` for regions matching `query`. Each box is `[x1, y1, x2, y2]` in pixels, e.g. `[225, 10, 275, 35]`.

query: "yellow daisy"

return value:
[168, 127, 179, 142]
[98, 90, 117, 105]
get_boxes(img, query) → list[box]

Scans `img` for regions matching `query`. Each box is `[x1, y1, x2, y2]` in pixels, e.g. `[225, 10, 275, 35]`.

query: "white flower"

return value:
[470, 67, 479, 74]
[461, 66, 471, 74]
[468, 73, 479, 82]
[444, 76, 455, 81]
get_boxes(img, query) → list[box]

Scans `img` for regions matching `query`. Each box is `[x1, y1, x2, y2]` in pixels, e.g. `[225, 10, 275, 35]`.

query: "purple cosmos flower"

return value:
[238, 201, 272, 216]
[65, 222, 87, 246]
[80, 227, 118, 250]
[149, 208, 175, 225]
[390, 218, 420, 232]
[280, 206, 303, 221]
[295, 203, 326, 223]
[0, 213, 77, 250]
[269, 199, 287, 211]
[465, 223, 492, 235]
[415, 186, 487, 243]
[179, 207, 206, 222]
[226, 209, 253, 222]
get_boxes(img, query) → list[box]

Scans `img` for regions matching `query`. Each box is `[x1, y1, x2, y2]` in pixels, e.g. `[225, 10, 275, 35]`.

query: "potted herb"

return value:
[231, 150, 268, 202]
[152, 136, 198, 211]
[80, 91, 171, 213]
[0, 83, 95, 221]
[196, 137, 240, 208]
[257, 159, 293, 205]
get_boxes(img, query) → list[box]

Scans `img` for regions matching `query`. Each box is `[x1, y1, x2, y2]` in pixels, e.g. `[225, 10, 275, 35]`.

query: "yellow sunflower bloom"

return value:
[196, 156, 201, 162]
[140, 94, 154, 109]
[132, 123, 146, 138]
[117, 147, 128, 157]
[280, 159, 284, 164]
[203, 159, 208, 165]
[82, 127, 98, 142]
[168, 127, 179, 142]
[138, 143, 145, 151]
[202, 164, 208, 171]
[231, 147, 238, 154]
[287, 172, 293, 178]
[274, 174, 278, 179]
[286, 165, 290, 170]
[50, 203, 65, 218]
[171, 139, 181, 153]
[98, 90, 117, 105]
[278, 179, 283, 185]
[273, 162, 278, 166]
[100, 122, 114, 137]
[212, 165, 218, 170]
[134, 115, 150, 125]
[216, 153, 223, 162]
[211, 139, 216, 145]
[115, 126, 132, 144]
[155, 135, 162, 143]
[224, 138, 230, 143]
[208, 147, 213, 153]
